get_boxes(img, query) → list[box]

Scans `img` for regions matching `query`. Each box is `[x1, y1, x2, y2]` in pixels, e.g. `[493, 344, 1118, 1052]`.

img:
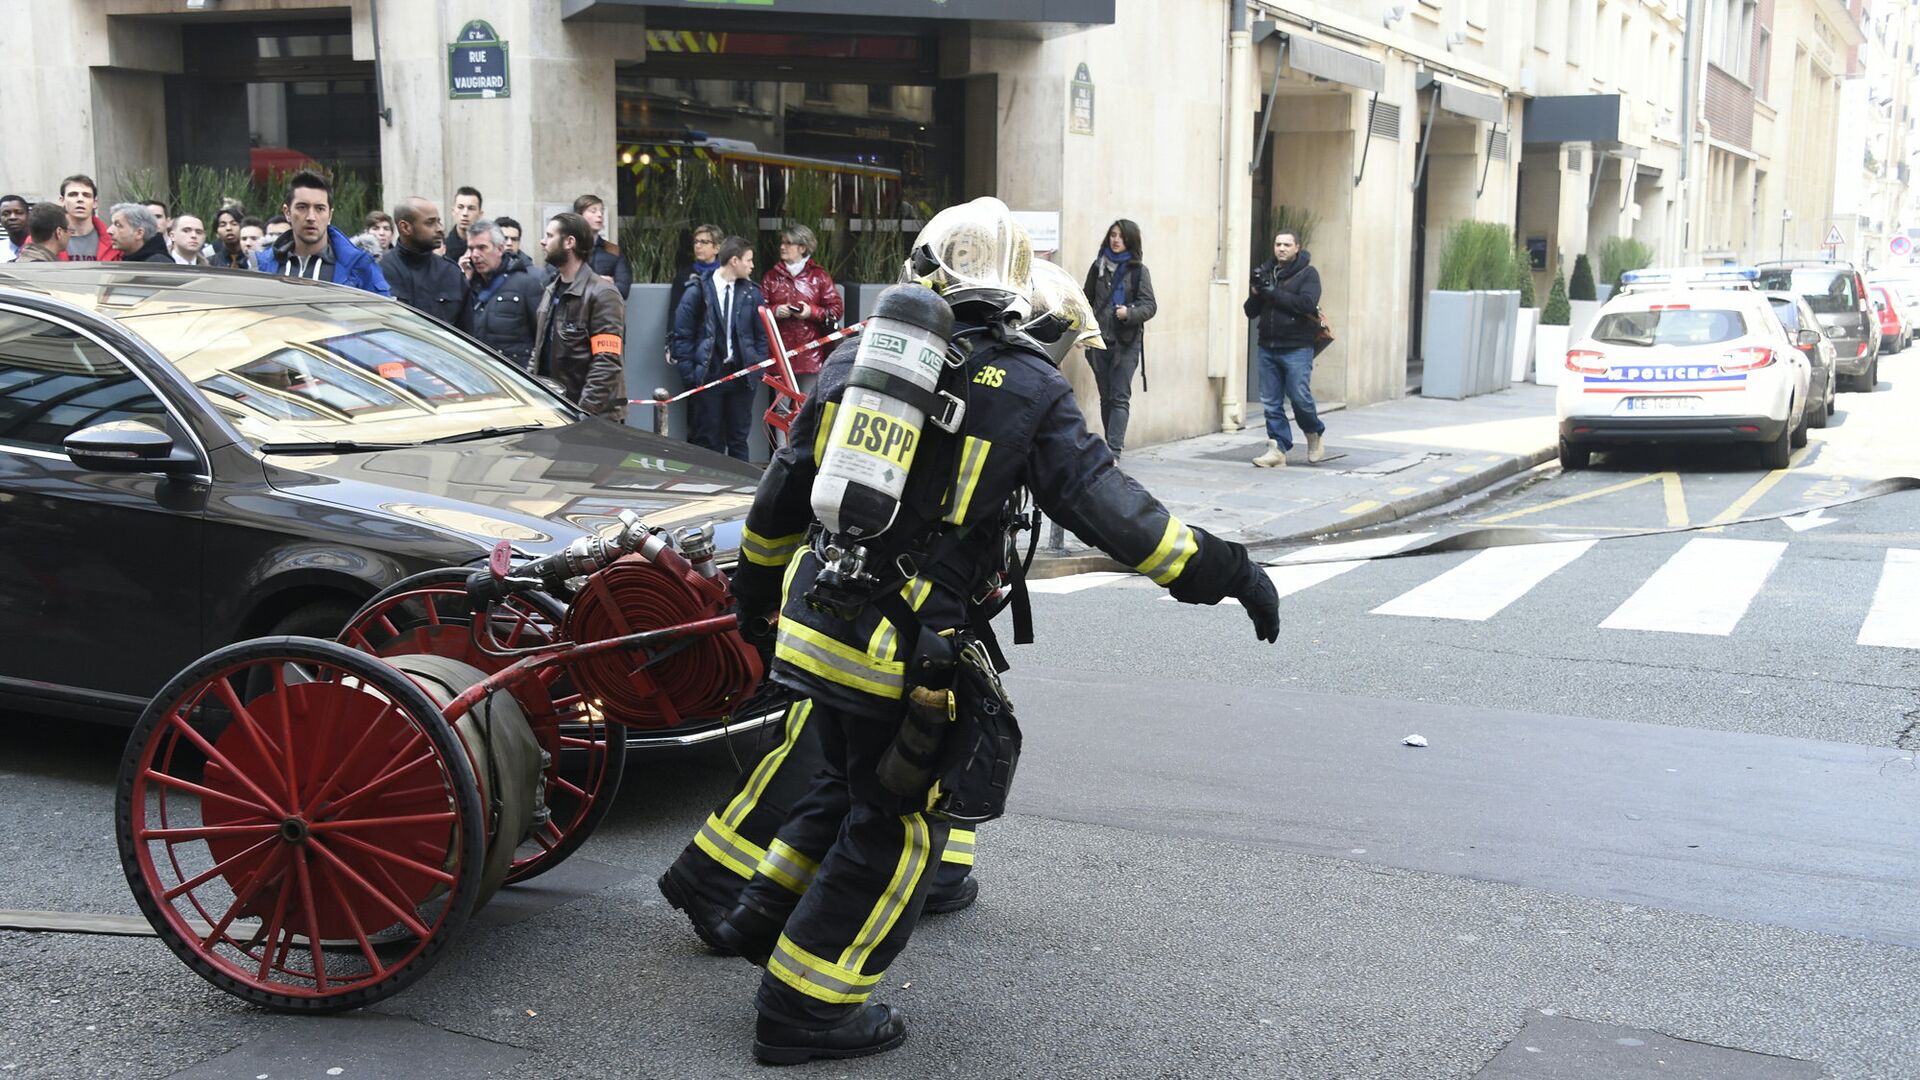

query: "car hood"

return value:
[261, 420, 761, 556]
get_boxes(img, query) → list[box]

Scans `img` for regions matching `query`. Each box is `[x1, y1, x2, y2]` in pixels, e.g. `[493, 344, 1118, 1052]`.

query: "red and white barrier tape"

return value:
[636, 309, 869, 408]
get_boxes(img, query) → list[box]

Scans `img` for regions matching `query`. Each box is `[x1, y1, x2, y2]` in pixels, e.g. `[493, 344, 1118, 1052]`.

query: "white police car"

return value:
[1556, 266, 1816, 471]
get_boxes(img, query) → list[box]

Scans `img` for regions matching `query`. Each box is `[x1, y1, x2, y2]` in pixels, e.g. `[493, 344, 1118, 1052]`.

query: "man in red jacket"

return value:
[58, 175, 120, 262]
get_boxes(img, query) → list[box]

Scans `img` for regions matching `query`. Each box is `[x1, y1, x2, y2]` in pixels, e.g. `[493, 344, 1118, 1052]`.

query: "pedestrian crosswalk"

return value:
[1042, 536, 1920, 650]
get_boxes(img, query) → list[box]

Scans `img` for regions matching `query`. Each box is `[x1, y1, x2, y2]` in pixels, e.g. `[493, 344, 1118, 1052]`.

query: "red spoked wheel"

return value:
[340, 568, 626, 884]
[115, 637, 485, 1012]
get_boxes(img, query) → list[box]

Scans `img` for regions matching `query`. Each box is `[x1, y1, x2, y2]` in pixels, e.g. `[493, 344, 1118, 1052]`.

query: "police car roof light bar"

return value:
[1618, 266, 1761, 293]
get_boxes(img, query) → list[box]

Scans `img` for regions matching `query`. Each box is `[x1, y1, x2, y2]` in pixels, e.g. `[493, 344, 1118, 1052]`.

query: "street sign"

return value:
[448, 20, 510, 100]
[1069, 64, 1095, 136]
[1890, 235, 1913, 258]
[1823, 224, 1844, 248]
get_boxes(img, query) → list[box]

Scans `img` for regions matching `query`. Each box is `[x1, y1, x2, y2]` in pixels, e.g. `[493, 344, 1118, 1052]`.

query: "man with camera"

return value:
[1244, 230, 1327, 468]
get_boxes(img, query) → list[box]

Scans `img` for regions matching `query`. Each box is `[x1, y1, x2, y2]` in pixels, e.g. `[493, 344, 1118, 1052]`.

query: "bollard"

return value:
[652, 387, 670, 439]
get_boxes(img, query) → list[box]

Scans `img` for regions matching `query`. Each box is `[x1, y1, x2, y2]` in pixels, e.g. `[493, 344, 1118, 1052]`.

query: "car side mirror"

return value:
[64, 420, 199, 476]
[1795, 328, 1823, 348]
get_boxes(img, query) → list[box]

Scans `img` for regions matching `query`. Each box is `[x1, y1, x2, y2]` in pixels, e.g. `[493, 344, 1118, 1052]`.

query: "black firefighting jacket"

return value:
[730, 323, 1255, 719]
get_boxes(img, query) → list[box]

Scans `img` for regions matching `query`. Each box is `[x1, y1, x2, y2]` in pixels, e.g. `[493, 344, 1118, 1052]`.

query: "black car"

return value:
[1754, 260, 1879, 391]
[0, 263, 770, 744]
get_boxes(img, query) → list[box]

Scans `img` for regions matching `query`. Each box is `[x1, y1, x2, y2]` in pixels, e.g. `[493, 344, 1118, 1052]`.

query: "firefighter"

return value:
[702, 198, 1280, 1065]
[653, 263, 1108, 952]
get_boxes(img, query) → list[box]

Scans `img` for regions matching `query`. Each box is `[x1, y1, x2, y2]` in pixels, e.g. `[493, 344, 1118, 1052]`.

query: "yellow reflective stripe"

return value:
[902, 577, 933, 610]
[941, 829, 975, 865]
[756, 838, 820, 895]
[741, 526, 806, 568]
[1135, 517, 1199, 585]
[693, 813, 767, 880]
[767, 935, 884, 1005]
[943, 437, 992, 525]
[776, 622, 907, 698]
[840, 813, 932, 972]
[812, 400, 839, 464]
[721, 700, 811, 828]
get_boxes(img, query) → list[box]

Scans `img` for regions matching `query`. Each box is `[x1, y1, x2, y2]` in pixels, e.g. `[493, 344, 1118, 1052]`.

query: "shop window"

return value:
[867, 84, 892, 111]
[804, 81, 833, 103]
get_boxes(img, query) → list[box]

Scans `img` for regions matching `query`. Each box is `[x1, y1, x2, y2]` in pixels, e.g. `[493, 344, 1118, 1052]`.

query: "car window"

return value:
[1754, 268, 1860, 314]
[1591, 308, 1748, 347]
[1767, 299, 1800, 330]
[115, 300, 574, 446]
[0, 310, 171, 453]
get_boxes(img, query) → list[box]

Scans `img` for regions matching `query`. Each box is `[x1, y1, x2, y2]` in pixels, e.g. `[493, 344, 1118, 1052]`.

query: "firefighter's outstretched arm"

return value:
[1028, 389, 1280, 642]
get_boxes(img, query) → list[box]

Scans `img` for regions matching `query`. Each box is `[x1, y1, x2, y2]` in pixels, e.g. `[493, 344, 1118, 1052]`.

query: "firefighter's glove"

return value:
[1231, 558, 1280, 643]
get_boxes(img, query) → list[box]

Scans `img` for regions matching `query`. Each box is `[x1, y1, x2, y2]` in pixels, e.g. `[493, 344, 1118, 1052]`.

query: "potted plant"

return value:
[1595, 236, 1655, 302]
[1534, 268, 1572, 387]
[1423, 220, 1522, 399]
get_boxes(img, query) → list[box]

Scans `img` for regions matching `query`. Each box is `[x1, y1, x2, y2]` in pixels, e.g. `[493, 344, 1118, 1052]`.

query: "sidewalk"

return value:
[1034, 381, 1559, 575]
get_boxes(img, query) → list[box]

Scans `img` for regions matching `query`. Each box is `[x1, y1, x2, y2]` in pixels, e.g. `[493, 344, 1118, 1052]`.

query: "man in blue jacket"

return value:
[254, 169, 391, 296]
[672, 235, 768, 460]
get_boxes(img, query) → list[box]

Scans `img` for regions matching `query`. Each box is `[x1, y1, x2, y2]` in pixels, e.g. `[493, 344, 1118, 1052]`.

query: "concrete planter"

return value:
[1510, 307, 1540, 382]
[623, 283, 680, 437]
[1568, 298, 1605, 344]
[1533, 323, 1571, 386]
[1422, 289, 1519, 400]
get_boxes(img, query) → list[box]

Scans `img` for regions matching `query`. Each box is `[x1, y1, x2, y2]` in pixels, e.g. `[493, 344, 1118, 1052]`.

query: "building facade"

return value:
[1, 0, 1905, 449]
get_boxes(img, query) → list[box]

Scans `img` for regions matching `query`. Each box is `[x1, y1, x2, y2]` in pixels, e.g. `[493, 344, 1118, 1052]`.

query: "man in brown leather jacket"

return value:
[534, 211, 628, 422]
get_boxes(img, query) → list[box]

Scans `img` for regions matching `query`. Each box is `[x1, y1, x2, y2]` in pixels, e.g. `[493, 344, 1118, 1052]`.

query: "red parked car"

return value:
[1870, 285, 1908, 353]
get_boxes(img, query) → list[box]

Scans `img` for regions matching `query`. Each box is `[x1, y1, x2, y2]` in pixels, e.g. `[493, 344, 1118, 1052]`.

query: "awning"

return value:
[1417, 73, 1504, 124]
[1522, 94, 1625, 145]
[1285, 35, 1385, 94]
[563, 0, 1115, 21]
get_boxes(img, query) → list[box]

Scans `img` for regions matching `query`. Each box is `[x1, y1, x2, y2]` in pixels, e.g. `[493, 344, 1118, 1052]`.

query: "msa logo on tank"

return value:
[812, 285, 958, 542]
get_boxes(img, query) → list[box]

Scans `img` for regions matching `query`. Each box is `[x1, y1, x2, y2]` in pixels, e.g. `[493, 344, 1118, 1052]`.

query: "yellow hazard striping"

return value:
[1477, 472, 1662, 524]
[1343, 500, 1382, 514]
[1661, 472, 1689, 527]
[1706, 445, 1811, 527]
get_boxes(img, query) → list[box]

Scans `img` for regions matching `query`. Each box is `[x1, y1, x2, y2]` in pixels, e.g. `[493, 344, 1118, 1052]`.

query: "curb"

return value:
[1027, 445, 1558, 579]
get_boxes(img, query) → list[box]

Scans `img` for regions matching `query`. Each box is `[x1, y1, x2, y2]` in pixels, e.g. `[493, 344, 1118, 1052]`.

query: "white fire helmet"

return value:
[903, 196, 1033, 322]
[1021, 258, 1105, 365]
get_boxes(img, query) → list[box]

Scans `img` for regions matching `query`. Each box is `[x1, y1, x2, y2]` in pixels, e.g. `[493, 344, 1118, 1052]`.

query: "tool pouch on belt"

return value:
[924, 638, 1021, 825]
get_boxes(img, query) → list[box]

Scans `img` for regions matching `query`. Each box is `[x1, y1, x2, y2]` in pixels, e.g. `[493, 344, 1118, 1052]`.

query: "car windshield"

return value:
[1767, 299, 1800, 330]
[1590, 308, 1748, 347]
[1754, 268, 1860, 314]
[117, 299, 573, 445]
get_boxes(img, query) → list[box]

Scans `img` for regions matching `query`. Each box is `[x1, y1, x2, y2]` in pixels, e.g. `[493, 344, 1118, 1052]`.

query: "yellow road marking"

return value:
[1426, 475, 1450, 484]
[1343, 500, 1382, 514]
[1477, 473, 1663, 524]
[1661, 472, 1689, 527]
[1706, 445, 1811, 527]
[1453, 464, 1480, 474]
[1389, 485, 1419, 495]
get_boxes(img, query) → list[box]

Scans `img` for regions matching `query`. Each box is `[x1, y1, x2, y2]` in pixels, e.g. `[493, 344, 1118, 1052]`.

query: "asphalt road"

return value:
[3, 364, 1916, 1079]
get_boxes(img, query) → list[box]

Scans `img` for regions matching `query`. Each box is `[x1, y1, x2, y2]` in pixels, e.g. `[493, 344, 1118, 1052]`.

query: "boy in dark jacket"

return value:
[670, 236, 768, 461]
[1243, 231, 1326, 467]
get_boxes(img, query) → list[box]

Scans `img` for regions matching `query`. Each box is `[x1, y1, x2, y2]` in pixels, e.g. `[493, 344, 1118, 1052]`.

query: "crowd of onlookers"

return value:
[0, 170, 856, 462]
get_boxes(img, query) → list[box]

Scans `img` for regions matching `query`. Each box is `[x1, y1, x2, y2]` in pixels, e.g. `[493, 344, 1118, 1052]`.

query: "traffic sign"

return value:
[1890, 235, 1913, 258]
[1823, 225, 1845, 248]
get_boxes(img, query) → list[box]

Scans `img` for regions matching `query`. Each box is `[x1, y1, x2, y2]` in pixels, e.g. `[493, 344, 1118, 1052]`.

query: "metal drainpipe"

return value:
[1221, 1, 1253, 433]
[369, 0, 394, 127]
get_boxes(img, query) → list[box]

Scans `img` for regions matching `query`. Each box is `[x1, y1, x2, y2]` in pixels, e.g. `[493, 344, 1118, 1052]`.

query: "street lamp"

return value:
[1780, 208, 1793, 261]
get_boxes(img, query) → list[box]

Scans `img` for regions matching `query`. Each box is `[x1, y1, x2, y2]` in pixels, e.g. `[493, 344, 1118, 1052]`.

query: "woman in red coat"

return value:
[759, 224, 844, 401]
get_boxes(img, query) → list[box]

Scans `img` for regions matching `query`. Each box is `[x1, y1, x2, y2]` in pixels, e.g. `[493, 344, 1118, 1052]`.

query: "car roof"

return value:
[0, 262, 380, 322]
[1755, 259, 1862, 273]
[1605, 287, 1767, 310]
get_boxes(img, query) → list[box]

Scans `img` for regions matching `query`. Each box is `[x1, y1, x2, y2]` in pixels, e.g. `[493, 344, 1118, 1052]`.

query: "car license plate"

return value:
[1622, 396, 1703, 414]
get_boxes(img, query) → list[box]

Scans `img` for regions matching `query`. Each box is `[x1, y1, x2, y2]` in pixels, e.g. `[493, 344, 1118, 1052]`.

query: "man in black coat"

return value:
[380, 197, 467, 327]
[1243, 230, 1327, 468]
[107, 203, 173, 263]
[459, 219, 544, 373]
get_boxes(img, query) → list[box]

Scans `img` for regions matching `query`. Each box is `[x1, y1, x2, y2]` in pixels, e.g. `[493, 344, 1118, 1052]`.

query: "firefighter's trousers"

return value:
[730, 699, 949, 1028]
[670, 698, 975, 922]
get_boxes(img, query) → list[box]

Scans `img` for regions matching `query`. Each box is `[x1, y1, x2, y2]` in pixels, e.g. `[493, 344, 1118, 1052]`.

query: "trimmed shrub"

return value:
[1541, 270, 1572, 325]
[1436, 220, 1521, 292]
[1569, 253, 1597, 300]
